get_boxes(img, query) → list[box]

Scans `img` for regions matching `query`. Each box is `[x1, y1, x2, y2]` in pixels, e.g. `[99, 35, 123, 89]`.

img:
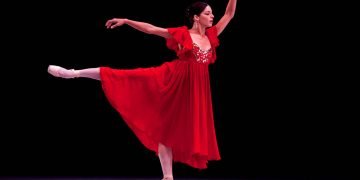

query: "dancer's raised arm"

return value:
[105, 18, 172, 38]
[215, 0, 237, 35]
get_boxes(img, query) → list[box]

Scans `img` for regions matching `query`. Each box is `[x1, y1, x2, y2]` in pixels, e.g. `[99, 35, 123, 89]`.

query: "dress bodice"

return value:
[192, 43, 213, 64]
[166, 26, 219, 64]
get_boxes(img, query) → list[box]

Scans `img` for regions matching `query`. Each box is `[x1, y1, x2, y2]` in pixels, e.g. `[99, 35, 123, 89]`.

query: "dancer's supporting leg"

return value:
[158, 143, 173, 180]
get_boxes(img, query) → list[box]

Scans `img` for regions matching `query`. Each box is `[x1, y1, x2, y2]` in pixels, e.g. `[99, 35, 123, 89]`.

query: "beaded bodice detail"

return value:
[192, 43, 212, 64]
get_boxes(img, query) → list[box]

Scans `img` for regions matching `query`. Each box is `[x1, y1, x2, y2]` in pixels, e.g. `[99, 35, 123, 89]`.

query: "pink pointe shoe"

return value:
[48, 65, 80, 79]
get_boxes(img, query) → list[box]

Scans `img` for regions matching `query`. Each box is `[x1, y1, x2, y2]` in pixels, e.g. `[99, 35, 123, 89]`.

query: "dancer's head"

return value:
[185, 1, 214, 28]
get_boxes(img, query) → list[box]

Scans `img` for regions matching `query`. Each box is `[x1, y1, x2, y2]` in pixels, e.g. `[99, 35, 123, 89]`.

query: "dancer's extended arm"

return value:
[105, 18, 172, 38]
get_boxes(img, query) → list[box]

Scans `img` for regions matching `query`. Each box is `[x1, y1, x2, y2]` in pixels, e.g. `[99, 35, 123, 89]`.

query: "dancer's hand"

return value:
[105, 18, 126, 29]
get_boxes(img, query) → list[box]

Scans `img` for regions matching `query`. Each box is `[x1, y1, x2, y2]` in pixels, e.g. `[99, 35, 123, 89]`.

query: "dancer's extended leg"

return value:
[48, 65, 100, 80]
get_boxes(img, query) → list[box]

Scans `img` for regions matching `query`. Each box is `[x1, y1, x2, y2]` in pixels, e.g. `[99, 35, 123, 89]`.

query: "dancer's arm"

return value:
[105, 18, 172, 38]
[215, 0, 237, 35]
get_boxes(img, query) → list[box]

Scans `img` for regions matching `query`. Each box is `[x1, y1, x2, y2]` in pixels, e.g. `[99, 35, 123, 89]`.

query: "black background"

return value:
[1, 0, 357, 179]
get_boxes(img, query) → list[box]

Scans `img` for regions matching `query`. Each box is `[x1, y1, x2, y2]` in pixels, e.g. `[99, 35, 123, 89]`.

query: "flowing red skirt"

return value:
[100, 59, 220, 169]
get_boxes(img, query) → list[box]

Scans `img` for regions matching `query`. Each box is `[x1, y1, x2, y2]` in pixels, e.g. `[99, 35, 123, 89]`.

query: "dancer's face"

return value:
[195, 6, 214, 27]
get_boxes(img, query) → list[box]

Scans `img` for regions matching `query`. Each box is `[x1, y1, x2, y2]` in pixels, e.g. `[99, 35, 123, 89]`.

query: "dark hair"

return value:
[185, 1, 209, 28]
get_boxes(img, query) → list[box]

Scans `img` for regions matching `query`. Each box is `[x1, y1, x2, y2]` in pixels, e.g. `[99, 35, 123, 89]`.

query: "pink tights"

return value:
[47, 65, 100, 80]
[158, 143, 173, 179]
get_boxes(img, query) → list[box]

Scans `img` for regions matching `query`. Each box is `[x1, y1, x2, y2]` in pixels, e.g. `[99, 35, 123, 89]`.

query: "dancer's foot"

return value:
[162, 176, 173, 180]
[48, 65, 79, 79]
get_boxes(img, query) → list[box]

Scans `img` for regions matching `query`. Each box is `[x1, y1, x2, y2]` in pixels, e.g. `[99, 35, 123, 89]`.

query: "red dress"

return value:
[100, 26, 221, 169]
